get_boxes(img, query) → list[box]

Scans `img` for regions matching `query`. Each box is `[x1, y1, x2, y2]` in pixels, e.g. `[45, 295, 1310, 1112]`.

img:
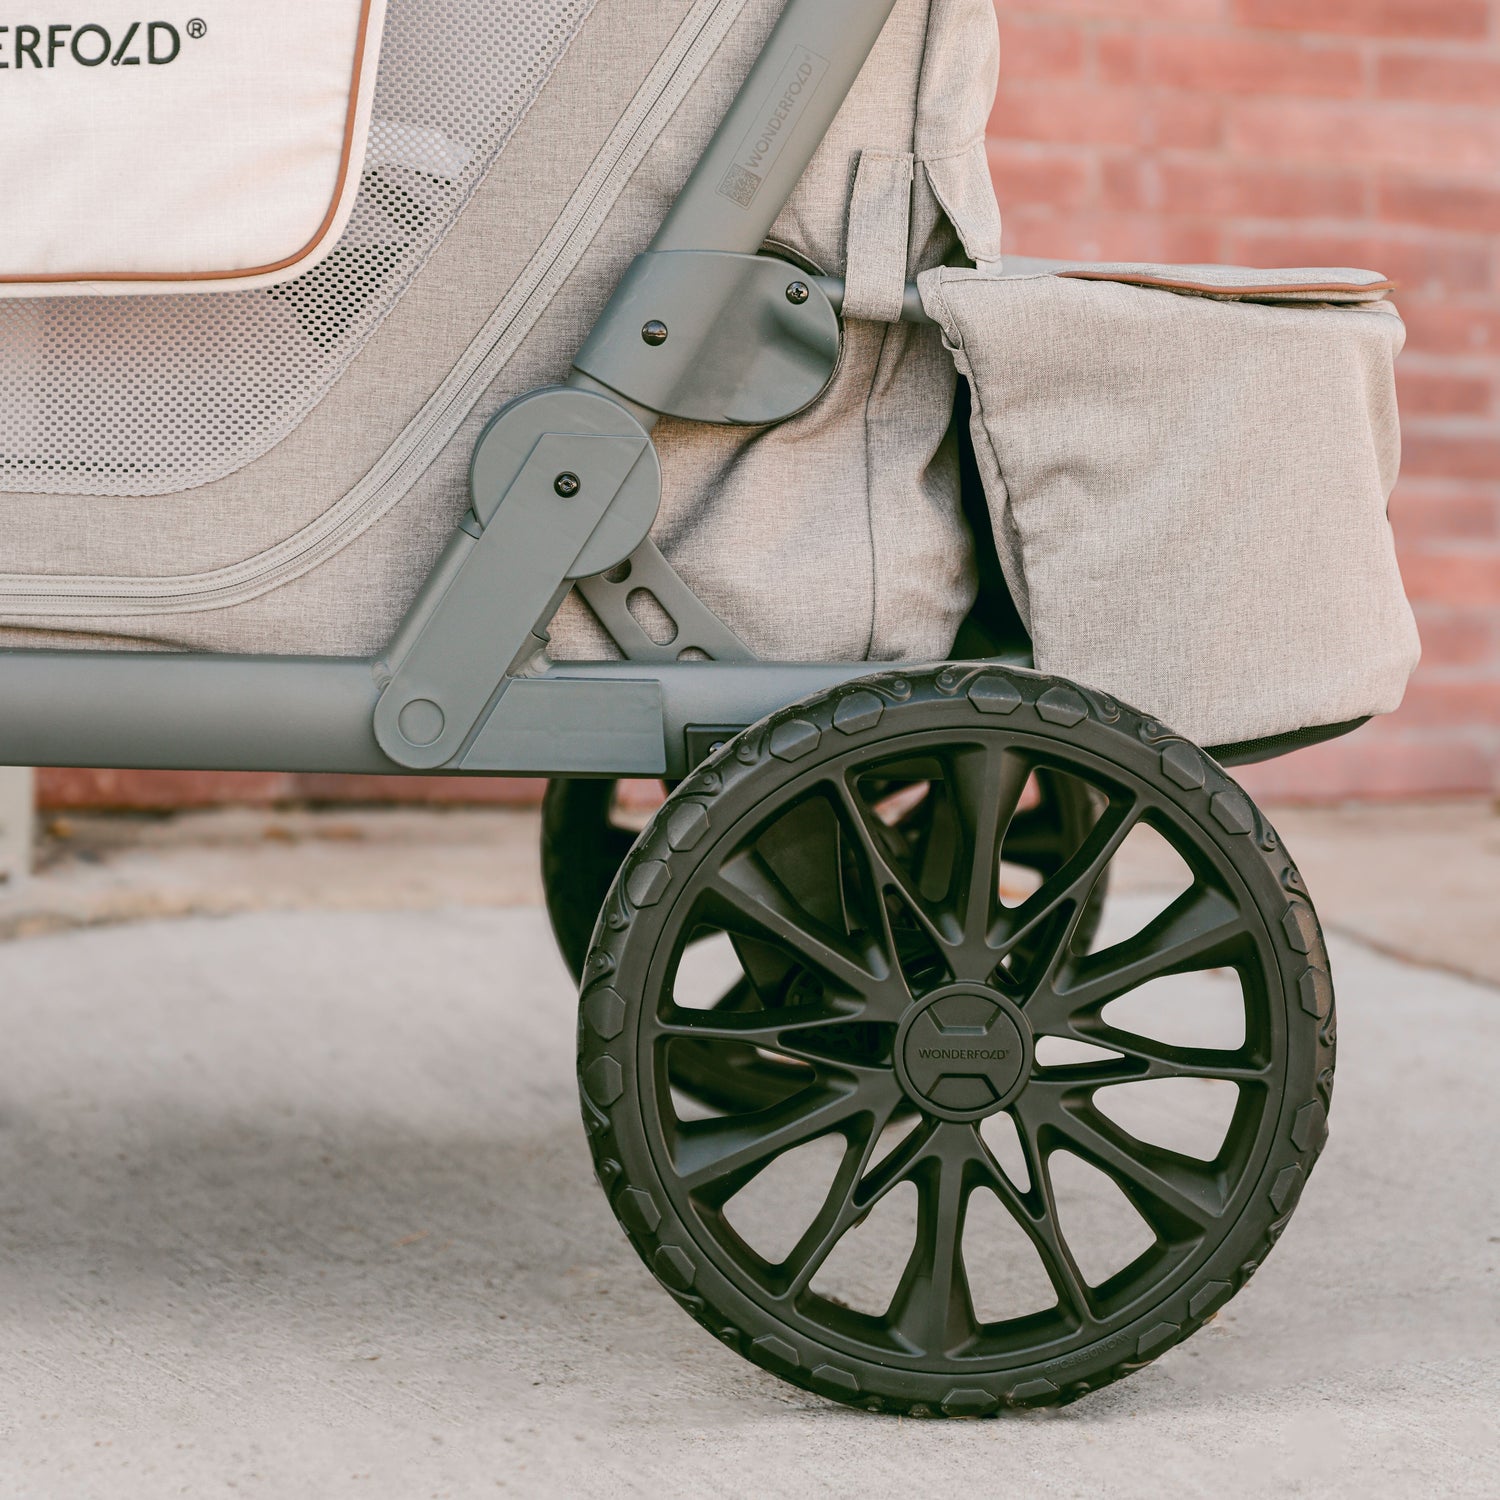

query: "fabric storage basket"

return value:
[0, 1, 387, 294]
[0, 0, 1002, 665]
[919, 258, 1422, 749]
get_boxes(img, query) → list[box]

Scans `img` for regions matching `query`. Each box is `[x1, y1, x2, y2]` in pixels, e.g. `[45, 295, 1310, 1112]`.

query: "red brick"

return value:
[988, 143, 1094, 211]
[1001, 208, 1224, 265]
[992, 84, 1142, 146]
[32, 768, 546, 811]
[1402, 431, 1500, 481]
[1411, 607, 1499, 667]
[1397, 677, 1500, 728]
[35, 769, 298, 812]
[1096, 34, 1142, 87]
[999, 19, 1086, 80]
[1227, 100, 1500, 177]
[1400, 547, 1500, 604]
[1238, 732, 1495, 801]
[1100, 156, 1151, 212]
[992, 85, 1223, 150]
[1391, 484, 1500, 541]
[1145, 92, 1226, 150]
[1139, 35, 1366, 98]
[1396, 367, 1494, 418]
[1378, 54, 1500, 107]
[1232, 0, 1492, 41]
[1379, 178, 1500, 236]
[1148, 159, 1367, 219]
[1011, 0, 1222, 19]
[1224, 230, 1493, 297]
[1399, 304, 1500, 357]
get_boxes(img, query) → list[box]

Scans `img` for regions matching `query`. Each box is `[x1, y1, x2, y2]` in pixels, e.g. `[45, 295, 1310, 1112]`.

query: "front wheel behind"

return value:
[577, 666, 1335, 1415]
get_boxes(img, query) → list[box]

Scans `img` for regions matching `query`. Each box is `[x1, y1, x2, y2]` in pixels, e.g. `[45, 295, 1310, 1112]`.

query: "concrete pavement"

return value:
[0, 884, 1494, 1497]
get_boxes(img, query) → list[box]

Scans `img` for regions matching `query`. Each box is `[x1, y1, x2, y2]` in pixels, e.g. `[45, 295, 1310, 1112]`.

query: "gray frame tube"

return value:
[650, 0, 902, 255]
[0, 653, 879, 776]
[0, 652, 391, 773]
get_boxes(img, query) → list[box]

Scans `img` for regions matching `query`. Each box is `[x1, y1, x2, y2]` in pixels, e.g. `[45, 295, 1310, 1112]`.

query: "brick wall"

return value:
[987, 0, 1500, 798]
[33, 768, 542, 812]
[37, 2, 1500, 810]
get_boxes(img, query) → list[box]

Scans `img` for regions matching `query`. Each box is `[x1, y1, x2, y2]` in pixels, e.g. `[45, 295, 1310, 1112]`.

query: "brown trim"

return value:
[1057, 270, 1397, 299]
[0, 0, 379, 287]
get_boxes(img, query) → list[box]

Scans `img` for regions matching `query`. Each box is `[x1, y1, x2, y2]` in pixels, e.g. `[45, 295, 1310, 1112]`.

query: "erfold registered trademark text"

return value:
[0, 0, 387, 293]
[0, 19, 188, 68]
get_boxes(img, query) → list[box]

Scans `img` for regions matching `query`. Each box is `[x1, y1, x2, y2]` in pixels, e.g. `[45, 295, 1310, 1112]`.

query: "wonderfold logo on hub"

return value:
[916, 1048, 1011, 1062]
[0, 18, 206, 69]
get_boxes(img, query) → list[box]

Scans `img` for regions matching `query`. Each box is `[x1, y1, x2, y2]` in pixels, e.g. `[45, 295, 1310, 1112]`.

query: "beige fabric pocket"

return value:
[920, 261, 1421, 748]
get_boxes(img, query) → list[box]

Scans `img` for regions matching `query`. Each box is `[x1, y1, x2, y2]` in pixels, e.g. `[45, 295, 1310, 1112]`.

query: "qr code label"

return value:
[718, 164, 763, 209]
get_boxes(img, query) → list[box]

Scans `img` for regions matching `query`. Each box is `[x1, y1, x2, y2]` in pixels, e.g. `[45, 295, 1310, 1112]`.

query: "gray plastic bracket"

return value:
[373, 388, 661, 771]
[461, 677, 666, 775]
[571, 250, 841, 426]
[574, 538, 755, 664]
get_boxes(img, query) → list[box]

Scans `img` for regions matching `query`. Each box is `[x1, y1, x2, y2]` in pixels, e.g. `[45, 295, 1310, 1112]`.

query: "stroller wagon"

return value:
[0, 0, 1418, 1413]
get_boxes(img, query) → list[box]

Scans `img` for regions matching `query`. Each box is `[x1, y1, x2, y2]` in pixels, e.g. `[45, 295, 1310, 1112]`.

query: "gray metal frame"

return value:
[0, 0, 930, 781]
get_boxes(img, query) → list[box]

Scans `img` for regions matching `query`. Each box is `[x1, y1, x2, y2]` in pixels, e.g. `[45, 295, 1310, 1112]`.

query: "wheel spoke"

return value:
[674, 1082, 873, 1201]
[987, 1120, 1095, 1325]
[1019, 1091, 1222, 1241]
[887, 1131, 981, 1355]
[1041, 1028, 1270, 1086]
[657, 1002, 888, 1076]
[948, 742, 1034, 939]
[830, 776, 956, 965]
[656, 1000, 861, 1049]
[998, 794, 1140, 970]
[780, 1094, 912, 1298]
[1037, 883, 1250, 1026]
[709, 861, 887, 999]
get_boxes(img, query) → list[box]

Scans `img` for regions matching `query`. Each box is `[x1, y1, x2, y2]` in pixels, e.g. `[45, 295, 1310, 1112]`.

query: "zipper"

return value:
[0, 0, 749, 617]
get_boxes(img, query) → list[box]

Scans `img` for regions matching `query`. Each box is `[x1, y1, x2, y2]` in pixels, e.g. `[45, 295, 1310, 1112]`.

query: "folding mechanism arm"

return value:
[369, 0, 907, 771]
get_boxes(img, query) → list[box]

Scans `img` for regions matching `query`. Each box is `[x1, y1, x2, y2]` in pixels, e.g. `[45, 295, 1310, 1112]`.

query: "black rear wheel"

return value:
[578, 667, 1334, 1413]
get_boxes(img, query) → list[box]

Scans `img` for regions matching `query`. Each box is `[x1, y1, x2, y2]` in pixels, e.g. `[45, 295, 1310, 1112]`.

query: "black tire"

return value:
[546, 766, 1106, 1116]
[577, 666, 1335, 1415]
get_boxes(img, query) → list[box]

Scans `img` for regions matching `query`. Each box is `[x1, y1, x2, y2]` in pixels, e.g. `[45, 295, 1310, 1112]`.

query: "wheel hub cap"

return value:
[893, 985, 1034, 1121]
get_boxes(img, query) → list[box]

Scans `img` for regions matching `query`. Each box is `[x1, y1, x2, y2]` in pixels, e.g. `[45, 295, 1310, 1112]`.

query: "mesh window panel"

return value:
[0, 0, 597, 498]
